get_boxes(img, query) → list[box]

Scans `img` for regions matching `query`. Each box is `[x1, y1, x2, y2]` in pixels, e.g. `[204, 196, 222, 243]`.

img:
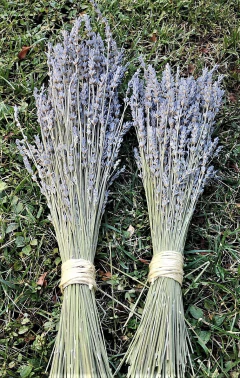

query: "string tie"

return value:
[59, 258, 97, 292]
[148, 251, 184, 286]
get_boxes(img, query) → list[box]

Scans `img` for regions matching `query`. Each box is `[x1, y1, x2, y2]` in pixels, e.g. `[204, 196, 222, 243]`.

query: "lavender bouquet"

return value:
[125, 64, 224, 377]
[16, 15, 130, 378]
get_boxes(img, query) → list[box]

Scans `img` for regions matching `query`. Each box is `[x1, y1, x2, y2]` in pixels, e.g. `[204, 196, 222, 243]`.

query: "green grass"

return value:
[0, 0, 240, 377]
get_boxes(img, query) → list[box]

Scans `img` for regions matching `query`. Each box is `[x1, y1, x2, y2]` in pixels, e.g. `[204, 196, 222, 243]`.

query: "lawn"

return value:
[0, 0, 239, 377]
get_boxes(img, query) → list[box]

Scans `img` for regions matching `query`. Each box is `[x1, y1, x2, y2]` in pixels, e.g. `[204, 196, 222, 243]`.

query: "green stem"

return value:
[49, 284, 113, 378]
[126, 277, 192, 378]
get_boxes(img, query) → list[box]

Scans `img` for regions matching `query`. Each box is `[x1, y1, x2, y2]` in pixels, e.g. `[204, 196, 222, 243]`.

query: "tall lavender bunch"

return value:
[16, 15, 130, 378]
[125, 64, 224, 377]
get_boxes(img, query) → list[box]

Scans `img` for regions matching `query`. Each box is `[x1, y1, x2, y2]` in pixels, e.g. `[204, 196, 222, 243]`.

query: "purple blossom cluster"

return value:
[16, 15, 130, 247]
[128, 64, 224, 251]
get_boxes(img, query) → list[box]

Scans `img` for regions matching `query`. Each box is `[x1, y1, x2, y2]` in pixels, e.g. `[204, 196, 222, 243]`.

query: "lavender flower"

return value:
[126, 64, 224, 378]
[16, 13, 131, 378]
[128, 64, 224, 251]
[16, 14, 130, 251]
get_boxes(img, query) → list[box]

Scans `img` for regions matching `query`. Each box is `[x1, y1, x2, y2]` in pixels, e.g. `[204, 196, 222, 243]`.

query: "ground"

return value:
[0, 0, 239, 377]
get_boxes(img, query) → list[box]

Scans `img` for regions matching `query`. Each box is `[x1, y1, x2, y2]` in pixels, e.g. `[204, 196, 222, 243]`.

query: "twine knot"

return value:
[59, 258, 97, 292]
[148, 251, 184, 286]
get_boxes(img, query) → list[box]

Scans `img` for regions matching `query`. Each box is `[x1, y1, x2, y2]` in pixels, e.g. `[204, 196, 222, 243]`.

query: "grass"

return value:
[0, 0, 239, 377]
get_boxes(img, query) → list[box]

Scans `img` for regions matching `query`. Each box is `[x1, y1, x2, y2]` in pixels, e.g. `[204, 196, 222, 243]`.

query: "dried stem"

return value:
[125, 64, 224, 377]
[16, 14, 131, 378]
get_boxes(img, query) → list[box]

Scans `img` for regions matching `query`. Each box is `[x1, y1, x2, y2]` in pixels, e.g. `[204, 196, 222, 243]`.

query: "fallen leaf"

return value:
[187, 64, 195, 74]
[37, 272, 47, 287]
[135, 283, 145, 289]
[233, 163, 240, 173]
[99, 270, 112, 281]
[231, 67, 240, 74]
[229, 93, 237, 103]
[127, 225, 135, 237]
[18, 46, 31, 60]
[102, 272, 112, 281]
[138, 258, 150, 265]
[208, 313, 213, 320]
[24, 334, 35, 342]
[227, 162, 240, 172]
[4, 132, 14, 141]
[150, 32, 158, 42]
[200, 45, 210, 54]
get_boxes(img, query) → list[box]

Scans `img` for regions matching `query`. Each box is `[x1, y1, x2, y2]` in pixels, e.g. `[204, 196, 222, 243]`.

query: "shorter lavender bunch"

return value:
[125, 64, 224, 377]
[16, 14, 130, 378]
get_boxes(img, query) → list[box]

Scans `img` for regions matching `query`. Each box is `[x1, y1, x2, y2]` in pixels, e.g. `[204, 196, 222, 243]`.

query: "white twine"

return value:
[59, 258, 97, 292]
[148, 251, 184, 286]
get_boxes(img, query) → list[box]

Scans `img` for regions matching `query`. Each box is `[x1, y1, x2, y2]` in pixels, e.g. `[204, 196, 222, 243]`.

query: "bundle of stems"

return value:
[16, 14, 130, 378]
[125, 64, 224, 377]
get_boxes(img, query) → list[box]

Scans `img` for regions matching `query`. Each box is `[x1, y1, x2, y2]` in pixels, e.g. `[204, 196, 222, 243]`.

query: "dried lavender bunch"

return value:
[16, 14, 130, 378]
[125, 64, 224, 377]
